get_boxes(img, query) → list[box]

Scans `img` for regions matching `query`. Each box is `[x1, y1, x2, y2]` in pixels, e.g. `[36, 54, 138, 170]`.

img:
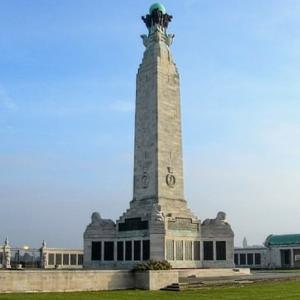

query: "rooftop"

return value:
[265, 234, 300, 247]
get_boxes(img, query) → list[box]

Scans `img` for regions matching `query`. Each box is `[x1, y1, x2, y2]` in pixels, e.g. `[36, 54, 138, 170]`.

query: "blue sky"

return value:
[1, 0, 300, 248]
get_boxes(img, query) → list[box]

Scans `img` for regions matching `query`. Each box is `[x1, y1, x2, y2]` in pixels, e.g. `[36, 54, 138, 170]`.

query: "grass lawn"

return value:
[1, 280, 300, 300]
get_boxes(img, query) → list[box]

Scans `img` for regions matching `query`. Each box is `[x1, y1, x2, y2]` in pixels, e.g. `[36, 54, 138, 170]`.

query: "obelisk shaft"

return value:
[133, 28, 186, 213]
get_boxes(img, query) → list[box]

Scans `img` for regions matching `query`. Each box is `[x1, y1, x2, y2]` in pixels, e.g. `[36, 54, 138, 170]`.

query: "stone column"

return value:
[114, 240, 117, 262]
[291, 248, 295, 268]
[3, 238, 11, 269]
[101, 241, 104, 262]
[213, 240, 217, 261]
[191, 240, 195, 262]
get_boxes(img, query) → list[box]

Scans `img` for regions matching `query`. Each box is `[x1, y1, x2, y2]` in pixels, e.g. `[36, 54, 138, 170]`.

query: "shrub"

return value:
[132, 259, 172, 271]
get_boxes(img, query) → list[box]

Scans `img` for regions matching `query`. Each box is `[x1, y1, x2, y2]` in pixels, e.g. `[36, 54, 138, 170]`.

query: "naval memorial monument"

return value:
[84, 3, 234, 269]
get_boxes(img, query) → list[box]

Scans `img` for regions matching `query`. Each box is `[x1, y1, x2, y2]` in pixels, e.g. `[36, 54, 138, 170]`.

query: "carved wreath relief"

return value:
[135, 151, 152, 190]
[141, 170, 150, 188]
[166, 166, 176, 188]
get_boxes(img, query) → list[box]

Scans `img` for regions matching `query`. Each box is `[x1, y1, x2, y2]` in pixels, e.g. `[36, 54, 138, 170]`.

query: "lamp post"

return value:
[24, 245, 29, 268]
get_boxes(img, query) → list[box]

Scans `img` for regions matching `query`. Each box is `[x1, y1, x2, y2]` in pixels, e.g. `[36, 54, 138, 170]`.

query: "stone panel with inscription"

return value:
[168, 218, 199, 232]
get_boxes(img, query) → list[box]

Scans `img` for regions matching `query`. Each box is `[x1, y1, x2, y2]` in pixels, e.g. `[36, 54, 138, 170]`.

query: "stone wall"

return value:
[0, 270, 134, 293]
[134, 270, 178, 290]
[0, 270, 179, 292]
[177, 268, 250, 278]
[0, 268, 250, 293]
[234, 247, 268, 269]
[234, 246, 300, 269]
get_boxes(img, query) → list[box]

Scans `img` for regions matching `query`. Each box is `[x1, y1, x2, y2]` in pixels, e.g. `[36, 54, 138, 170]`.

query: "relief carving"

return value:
[86, 212, 115, 229]
[202, 211, 228, 226]
[151, 204, 165, 223]
[166, 166, 176, 187]
[141, 171, 150, 188]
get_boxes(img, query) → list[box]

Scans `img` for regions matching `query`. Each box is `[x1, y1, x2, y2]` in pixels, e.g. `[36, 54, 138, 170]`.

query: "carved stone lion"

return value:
[151, 204, 165, 223]
[88, 212, 115, 228]
[202, 211, 227, 226]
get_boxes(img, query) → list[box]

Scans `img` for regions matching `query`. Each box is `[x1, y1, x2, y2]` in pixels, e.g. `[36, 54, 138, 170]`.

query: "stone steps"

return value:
[161, 283, 183, 291]
[161, 278, 254, 291]
[161, 282, 205, 291]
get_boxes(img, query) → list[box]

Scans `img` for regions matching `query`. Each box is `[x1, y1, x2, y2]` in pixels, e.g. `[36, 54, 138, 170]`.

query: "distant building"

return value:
[235, 234, 300, 269]
[0, 239, 83, 270]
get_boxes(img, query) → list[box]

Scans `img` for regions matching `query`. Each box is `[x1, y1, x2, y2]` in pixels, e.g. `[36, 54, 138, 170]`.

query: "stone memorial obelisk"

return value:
[84, 3, 234, 269]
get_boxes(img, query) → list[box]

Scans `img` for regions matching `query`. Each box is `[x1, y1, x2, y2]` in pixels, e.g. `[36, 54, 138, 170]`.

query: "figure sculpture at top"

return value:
[142, 3, 173, 31]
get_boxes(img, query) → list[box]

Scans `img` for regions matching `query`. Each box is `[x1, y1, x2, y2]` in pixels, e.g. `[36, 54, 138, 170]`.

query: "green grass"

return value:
[1, 280, 300, 300]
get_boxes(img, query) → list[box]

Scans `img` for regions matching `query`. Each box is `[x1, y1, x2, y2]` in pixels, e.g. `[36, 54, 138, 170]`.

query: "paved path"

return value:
[250, 270, 300, 281]
[178, 270, 300, 288]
